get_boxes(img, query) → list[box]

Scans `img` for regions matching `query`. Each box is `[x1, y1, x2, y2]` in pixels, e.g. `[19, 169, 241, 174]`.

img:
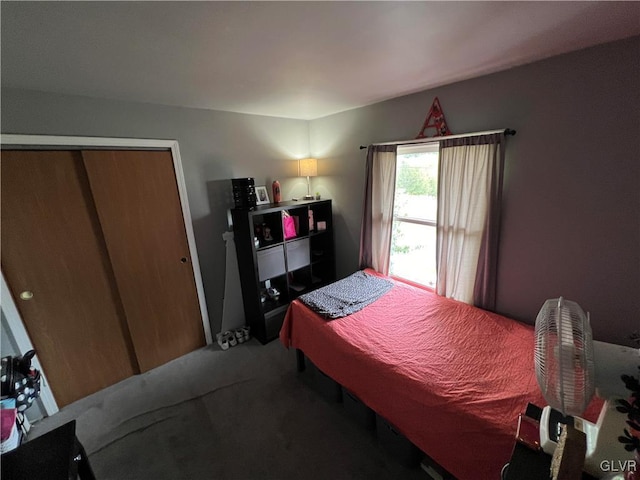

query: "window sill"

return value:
[389, 275, 436, 293]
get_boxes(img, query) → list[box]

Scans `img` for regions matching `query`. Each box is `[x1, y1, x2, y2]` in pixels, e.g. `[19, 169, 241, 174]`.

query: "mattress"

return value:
[280, 269, 601, 479]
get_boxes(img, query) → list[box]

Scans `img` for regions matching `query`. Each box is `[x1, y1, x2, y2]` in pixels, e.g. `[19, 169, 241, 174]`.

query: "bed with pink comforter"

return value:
[280, 269, 600, 479]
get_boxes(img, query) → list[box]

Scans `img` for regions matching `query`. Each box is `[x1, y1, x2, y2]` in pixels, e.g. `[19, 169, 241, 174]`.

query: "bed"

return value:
[279, 269, 601, 479]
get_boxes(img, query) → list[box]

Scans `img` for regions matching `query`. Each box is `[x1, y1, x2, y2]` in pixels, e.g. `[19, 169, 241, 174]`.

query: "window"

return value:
[389, 143, 439, 287]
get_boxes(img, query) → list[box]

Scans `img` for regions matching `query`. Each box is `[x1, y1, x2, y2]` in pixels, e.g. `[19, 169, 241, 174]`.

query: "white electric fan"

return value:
[534, 297, 638, 478]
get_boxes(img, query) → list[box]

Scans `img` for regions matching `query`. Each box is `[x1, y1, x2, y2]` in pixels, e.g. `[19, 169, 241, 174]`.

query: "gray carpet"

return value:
[29, 339, 428, 479]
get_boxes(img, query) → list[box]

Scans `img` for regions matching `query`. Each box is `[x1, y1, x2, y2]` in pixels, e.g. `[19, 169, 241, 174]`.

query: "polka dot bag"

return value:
[1, 350, 41, 413]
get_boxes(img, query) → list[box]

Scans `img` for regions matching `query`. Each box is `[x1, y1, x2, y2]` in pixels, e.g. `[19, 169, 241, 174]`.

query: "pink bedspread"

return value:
[280, 270, 601, 479]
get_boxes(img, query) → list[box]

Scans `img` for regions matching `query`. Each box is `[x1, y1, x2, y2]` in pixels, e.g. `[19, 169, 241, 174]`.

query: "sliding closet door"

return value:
[1, 151, 138, 407]
[82, 150, 205, 372]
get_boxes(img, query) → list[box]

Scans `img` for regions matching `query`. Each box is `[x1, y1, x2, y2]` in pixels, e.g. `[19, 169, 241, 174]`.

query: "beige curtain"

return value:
[436, 134, 504, 306]
[359, 145, 397, 274]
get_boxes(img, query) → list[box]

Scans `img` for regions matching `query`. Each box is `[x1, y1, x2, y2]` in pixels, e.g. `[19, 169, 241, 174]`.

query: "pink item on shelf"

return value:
[272, 180, 281, 203]
[283, 213, 297, 240]
[1, 408, 17, 441]
[308, 209, 314, 231]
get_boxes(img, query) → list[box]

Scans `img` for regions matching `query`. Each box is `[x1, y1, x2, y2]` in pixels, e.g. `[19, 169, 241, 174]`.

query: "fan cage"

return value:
[534, 297, 595, 416]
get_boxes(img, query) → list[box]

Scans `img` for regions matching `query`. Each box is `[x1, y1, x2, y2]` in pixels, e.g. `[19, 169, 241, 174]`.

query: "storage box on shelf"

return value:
[231, 199, 335, 344]
[295, 351, 342, 403]
[294, 349, 439, 472]
[375, 414, 423, 467]
[342, 387, 376, 430]
[308, 361, 343, 403]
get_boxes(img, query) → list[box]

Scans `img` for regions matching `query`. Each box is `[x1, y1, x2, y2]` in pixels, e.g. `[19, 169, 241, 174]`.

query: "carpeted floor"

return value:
[29, 338, 427, 479]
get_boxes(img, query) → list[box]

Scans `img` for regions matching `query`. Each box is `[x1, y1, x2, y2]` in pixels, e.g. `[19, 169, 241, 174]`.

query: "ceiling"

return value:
[2, 2, 639, 120]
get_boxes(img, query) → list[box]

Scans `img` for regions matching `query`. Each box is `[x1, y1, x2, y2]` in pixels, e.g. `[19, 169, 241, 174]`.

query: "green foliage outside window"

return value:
[396, 166, 437, 196]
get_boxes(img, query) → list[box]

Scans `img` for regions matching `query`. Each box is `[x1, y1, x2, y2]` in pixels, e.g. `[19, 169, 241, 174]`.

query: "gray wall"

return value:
[2, 36, 638, 348]
[310, 36, 640, 346]
[1, 90, 311, 337]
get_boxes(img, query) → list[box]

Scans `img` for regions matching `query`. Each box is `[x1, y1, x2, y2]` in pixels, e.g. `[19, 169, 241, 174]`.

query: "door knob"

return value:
[19, 291, 34, 301]
[180, 257, 188, 263]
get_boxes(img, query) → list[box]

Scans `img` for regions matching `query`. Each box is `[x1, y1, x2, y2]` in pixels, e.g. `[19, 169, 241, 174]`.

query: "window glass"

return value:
[390, 144, 439, 287]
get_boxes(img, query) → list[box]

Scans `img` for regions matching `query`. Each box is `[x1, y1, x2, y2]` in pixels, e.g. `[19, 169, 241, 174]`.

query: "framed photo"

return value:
[255, 185, 270, 205]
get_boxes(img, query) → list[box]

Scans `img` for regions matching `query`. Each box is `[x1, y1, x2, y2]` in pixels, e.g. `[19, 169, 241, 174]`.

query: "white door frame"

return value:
[1, 134, 213, 415]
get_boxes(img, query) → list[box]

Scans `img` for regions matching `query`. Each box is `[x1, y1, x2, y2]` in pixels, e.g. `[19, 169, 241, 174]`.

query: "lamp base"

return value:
[303, 195, 314, 200]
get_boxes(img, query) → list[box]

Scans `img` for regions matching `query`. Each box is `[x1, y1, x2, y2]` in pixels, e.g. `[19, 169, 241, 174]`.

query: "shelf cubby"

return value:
[232, 199, 335, 343]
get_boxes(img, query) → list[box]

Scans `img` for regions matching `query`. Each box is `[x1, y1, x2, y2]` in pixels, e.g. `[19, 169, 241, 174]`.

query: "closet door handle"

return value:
[20, 291, 34, 301]
[180, 257, 189, 264]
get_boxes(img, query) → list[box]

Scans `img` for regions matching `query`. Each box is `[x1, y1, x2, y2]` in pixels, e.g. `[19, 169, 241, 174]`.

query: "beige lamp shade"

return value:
[298, 158, 318, 177]
[298, 158, 317, 199]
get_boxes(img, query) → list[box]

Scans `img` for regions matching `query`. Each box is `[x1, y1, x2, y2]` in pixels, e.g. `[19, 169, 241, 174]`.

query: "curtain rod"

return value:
[358, 128, 516, 150]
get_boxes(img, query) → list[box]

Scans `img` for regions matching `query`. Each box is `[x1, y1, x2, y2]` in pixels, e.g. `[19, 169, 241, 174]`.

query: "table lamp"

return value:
[298, 158, 317, 200]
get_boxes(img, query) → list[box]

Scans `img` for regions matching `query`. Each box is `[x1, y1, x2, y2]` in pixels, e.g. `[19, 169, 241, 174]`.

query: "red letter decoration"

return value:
[416, 97, 451, 139]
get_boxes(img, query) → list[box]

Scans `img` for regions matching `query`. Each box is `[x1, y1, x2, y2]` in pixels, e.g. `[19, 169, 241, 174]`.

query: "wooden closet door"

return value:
[81, 150, 205, 372]
[1, 150, 138, 407]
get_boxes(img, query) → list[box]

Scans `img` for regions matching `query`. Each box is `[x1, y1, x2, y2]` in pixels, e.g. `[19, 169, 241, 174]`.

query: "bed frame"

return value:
[280, 270, 559, 479]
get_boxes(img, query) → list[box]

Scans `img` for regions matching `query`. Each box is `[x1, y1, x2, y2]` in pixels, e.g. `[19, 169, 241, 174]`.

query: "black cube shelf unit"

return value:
[231, 199, 335, 344]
